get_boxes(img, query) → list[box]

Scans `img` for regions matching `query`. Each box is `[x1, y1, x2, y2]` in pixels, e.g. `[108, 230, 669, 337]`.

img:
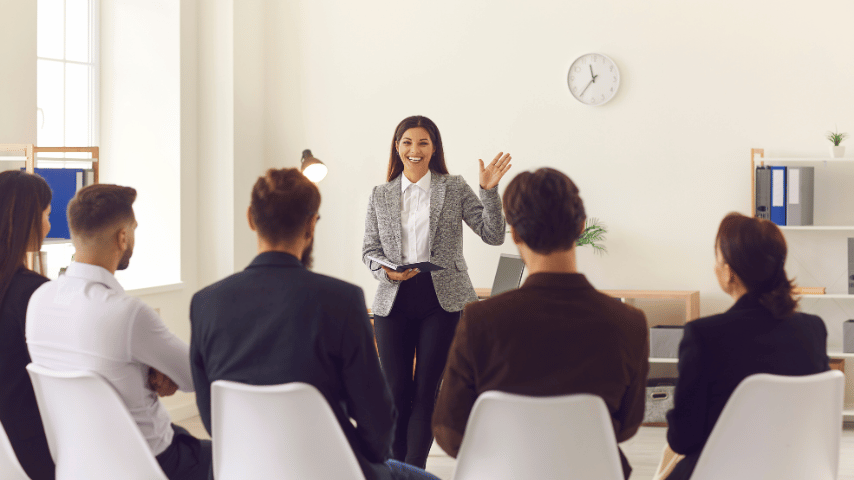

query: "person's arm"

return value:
[614, 310, 649, 442]
[129, 302, 194, 393]
[665, 322, 709, 455]
[340, 287, 396, 462]
[189, 295, 213, 435]
[362, 186, 398, 285]
[432, 306, 479, 457]
[459, 179, 505, 246]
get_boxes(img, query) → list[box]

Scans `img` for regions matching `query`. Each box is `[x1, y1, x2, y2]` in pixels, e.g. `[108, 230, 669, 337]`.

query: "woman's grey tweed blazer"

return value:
[362, 173, 506, 316]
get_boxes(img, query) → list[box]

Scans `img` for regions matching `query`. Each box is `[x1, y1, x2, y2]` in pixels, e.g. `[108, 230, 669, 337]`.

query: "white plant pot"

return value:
[831, 146, 845, 158]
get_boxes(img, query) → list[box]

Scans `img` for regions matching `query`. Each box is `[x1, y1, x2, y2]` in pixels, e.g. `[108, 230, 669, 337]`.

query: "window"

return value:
[37, 0, 98, 156]
[37, 0, 98, 279]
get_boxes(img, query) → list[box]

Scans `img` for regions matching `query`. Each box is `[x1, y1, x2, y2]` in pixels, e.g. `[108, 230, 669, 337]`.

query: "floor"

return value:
[175, 416, 854, 479]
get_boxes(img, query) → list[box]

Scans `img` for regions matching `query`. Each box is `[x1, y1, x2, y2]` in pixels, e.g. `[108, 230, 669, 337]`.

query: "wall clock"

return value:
[567, 53, 620, 106]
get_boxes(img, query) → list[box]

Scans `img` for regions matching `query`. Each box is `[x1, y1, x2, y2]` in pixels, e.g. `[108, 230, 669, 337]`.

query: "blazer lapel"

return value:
[385, 177, 403, 263]
[429, 174, 446, 249]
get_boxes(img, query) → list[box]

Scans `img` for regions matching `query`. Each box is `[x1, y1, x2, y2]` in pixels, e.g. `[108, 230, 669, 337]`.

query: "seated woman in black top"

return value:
[663, 212, 829, 480]
[0, 170, 55, 479]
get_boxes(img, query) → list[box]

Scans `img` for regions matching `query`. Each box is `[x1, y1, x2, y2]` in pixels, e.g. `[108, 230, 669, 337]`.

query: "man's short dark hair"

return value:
[503, 168, 586, 254]
[250, 168, 321, 243]
[68, 184, 137, 236]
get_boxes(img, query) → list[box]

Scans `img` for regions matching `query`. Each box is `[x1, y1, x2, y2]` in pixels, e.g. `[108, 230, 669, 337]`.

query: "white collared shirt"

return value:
[400, 172, 431, 264]
[26, 262, 194, 456]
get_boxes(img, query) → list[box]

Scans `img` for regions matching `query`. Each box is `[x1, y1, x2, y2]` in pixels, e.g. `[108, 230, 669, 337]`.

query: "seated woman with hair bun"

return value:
[660, 212, 830, 480]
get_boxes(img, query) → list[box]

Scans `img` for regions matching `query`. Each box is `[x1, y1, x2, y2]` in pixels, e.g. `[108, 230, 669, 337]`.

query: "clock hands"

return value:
[579, 65, 599, 98]
[579, 78, 594, 98]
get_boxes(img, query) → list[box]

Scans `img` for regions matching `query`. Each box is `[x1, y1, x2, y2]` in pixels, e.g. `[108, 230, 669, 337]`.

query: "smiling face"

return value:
[396, 127, 435, 182]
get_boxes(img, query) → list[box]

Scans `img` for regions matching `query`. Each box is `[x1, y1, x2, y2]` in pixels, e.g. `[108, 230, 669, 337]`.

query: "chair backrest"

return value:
[25, 363, 168, 480]
[452, 391, 624, 480]
[691, 370, 844, 480]
[211, 380, 366, 480]
[0, 420, 31, 480]
[490, 253, 526, 297]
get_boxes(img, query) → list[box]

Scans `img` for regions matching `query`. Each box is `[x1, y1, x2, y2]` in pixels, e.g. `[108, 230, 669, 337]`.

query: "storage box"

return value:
[649, 325, 684, 358]
[644, 379, 676, 426]
[844, 320, 854, 353]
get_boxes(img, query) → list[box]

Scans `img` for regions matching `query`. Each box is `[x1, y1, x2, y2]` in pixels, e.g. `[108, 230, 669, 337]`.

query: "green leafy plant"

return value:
[826, 129, 849, 146]
[576, 217, 607, 254]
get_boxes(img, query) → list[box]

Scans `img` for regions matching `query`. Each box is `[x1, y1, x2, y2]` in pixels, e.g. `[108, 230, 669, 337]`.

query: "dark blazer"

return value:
[665, 292, 829, 480]
[432, 273, 649, 479]
[190, 252, 397, 480]
[0, 267, 54, 480]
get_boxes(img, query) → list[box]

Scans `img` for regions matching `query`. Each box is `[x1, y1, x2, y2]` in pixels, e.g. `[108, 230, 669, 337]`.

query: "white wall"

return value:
[0, 0, 36, 145]
[261, 0, 854, 317]
[100, 0, 181, 291]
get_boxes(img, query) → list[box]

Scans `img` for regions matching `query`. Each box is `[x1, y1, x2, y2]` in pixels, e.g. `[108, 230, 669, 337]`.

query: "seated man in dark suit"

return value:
[432, 167, 649, 479]
[190, 168, 438, 480]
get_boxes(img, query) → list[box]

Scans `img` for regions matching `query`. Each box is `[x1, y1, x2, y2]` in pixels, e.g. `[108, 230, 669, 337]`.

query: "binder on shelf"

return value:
[769, 166, 787, 226]
[755, 166, 771, 220]
[29, 168, 86, 240]
[786, 166, 814, 226]
[849, 238, 854, 295]
[845, 320, 854, 354]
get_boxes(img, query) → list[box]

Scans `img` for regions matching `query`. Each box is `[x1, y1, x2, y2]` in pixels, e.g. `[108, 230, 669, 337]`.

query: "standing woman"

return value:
[363, 115, 511, 468]
[0, 170, 55, 479]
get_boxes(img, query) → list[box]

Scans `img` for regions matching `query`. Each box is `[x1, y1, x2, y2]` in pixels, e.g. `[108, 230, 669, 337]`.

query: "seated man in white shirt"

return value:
[26, 184, 211, 480]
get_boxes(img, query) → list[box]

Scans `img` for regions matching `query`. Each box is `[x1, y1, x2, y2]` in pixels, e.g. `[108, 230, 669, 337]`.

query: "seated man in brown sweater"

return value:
[432, 167, 649, 479]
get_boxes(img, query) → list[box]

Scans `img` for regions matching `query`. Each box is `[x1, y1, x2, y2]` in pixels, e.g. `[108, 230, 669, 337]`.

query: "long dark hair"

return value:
[0, 171, 53, 306]
[716, 212, 797, 317]
[386, 115, 449, 182]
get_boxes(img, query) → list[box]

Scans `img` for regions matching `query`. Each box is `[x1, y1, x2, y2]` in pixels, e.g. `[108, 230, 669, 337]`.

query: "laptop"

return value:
[489, 253, 526, 297]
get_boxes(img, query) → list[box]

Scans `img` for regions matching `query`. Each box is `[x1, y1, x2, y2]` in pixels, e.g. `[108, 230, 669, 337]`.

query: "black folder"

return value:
[366, 255, 445, 272]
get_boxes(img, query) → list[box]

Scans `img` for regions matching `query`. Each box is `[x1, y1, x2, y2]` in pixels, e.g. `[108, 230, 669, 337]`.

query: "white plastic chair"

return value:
[691, 370, 844, 480]
[451, 391, 624, 480]
[0, 420, 31, 480]
[25, 363, 168, 480]
[211, 380, 366, 480]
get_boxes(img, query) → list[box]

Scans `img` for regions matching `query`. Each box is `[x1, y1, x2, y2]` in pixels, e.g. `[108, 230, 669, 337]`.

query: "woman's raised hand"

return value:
[479, 152, 512, 190]
[382, 265, 420, 282]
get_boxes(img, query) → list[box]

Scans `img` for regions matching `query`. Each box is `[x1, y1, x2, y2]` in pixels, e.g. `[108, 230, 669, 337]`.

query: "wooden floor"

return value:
[176, 416, 854, 479]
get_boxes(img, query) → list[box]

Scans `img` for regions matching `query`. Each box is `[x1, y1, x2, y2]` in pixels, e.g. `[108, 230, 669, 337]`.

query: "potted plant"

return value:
[827, 128, 848, 158]
[576, 217, 607, 254]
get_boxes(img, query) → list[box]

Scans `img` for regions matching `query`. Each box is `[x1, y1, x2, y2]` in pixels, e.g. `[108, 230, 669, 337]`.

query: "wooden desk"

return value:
[476, 288, 701, 323]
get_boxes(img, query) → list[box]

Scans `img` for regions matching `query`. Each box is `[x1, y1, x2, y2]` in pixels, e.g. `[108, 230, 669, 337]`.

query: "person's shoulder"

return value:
[786, 311, 827, 331]
[587, 289, 648, 326]
[441, 173, 464, 186]
[307, 271, 365, 301]
[193, 270, 249, 300]
[13, 268, 49, 293]
[462, 288, 526, 324]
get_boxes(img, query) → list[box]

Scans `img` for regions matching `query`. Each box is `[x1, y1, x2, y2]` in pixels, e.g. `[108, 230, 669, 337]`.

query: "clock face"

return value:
[567, 53, 620, 106]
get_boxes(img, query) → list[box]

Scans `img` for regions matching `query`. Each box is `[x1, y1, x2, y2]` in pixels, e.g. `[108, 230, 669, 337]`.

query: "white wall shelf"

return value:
[828, 352, 854, 358]
[758, 158, 854, 163]
[751, 148, 854, 419]
[781, 226, 854, 231]
[649, 358, 678, 364]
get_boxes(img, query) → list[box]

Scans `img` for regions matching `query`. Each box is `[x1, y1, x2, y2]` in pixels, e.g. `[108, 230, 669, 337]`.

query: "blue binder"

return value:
[769, 166, 787, 226]
[29, 168, 85, 239]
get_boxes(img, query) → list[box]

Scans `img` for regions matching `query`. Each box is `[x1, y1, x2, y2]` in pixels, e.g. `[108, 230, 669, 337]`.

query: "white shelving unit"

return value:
[0, 144, 99, 274]
[782, 226, 854, 231]
[752, 148, 854, 419]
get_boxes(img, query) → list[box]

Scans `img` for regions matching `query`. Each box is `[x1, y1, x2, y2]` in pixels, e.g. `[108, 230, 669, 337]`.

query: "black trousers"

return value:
[155, 424, 212, 480]
[373, 274, 461, 469]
